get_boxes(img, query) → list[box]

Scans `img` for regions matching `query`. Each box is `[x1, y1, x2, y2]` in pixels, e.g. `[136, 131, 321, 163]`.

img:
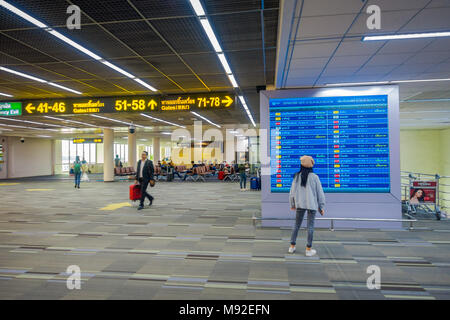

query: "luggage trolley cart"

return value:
[405, 173, 442, 220]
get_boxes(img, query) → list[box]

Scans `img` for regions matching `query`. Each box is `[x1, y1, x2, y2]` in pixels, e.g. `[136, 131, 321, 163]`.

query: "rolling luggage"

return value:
[129, 184, 141, 201]
[250, 177, 261, 190]
[218, 171, 225, 180]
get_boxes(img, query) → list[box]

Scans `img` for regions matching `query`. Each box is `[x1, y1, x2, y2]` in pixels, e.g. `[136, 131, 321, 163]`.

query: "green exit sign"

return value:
[0, 102, 22, 116]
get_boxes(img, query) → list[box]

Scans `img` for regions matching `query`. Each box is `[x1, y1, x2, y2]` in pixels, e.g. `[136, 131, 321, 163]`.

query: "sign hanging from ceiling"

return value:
[0, 93, 235, 116]
[160, 93, 235, 111]
[0, 102, 22, 116]
[73, 138, 103, 144]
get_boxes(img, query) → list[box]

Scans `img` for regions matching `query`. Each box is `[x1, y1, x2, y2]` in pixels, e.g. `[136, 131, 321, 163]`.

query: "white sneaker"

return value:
[305, 248, 317, 257]
[288, 246, 296, 254]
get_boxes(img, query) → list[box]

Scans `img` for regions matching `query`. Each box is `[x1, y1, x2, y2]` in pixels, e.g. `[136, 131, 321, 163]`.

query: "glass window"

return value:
[69, 140, 76, 163]
[90, 144, 96, 163]
[84, 144, 90, 163]
[62, 140, 69, 164]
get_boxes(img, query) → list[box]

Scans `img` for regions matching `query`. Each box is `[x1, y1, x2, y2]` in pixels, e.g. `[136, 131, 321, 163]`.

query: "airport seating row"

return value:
[114, 166, 136, 176]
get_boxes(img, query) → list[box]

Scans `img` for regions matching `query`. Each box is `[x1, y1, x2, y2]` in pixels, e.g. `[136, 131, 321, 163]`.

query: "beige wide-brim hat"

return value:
[300, 155, 315, 168]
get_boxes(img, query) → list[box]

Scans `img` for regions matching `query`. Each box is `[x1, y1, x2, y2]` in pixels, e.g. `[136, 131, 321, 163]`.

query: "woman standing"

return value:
[73, 156, 82, 189]
[288, 155, 325, 256]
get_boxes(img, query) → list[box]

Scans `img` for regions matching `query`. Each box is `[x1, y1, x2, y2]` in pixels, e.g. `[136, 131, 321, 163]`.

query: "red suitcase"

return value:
[129, 184, 141, 201]
[218, 171, 225, 180]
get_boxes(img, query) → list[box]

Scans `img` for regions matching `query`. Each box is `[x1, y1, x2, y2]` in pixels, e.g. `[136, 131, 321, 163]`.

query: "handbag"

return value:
[149, 179, 156, 187]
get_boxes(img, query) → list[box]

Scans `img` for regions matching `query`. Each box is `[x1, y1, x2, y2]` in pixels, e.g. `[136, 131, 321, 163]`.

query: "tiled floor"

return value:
[0, 178, 449, 300]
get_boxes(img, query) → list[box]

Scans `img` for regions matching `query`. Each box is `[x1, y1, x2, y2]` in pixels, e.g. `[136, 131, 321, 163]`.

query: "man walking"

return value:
[135, 151, 154, 211]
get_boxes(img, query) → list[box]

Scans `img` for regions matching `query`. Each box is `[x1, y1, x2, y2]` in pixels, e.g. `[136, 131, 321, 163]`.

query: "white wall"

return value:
[7, 137, 53, 178]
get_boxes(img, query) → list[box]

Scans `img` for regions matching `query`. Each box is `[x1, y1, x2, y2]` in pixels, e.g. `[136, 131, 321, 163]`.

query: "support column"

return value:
[128, 131, 137, 170]
[153, 137, 160, 162]
[224, 129, 235, 163]
[103, 128, 114, 182]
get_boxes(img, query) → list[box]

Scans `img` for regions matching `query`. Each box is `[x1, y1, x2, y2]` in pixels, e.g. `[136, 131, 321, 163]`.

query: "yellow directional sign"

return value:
[148, 99, 158, 110]
[14, 93, 235, 116]
[221, 96, 233, 107]
[25, 103, 35, 114]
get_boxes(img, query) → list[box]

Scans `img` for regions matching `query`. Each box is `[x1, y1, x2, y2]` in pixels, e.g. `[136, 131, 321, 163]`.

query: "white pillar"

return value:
[153, 137, 160, 162]
[128, 131, 137, 170]
[103, 128, 114, 182]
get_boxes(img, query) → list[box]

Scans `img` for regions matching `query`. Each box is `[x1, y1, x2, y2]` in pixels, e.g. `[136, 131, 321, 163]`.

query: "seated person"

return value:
[183, 161, 198, 181]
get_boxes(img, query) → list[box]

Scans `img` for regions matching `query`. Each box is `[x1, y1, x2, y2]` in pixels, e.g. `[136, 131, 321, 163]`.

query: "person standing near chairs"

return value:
[135, 151, 155, 211]
[238, 162, 249, 191]
[73, 156, 82, 189]
[288, 155, 325, 257]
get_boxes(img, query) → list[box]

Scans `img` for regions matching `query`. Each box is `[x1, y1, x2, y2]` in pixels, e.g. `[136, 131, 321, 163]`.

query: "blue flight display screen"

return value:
[270, 95, 390, 193]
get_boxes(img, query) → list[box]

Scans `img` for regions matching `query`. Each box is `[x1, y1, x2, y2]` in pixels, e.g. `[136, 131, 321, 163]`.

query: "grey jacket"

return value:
[289, 172, 326, 211]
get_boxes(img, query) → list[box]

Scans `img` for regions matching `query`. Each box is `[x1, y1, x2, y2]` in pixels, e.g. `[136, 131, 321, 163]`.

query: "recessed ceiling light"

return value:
[91, 114, 144, 128]
[363, 31, 450, 41]
[140, 113, 186, 128]
[190, 0, 255, 127]
[0, 66, 82, 94]
[189, 0, 206, 16]
[324, 78, 450, 87]
[190, 111, 221, 128]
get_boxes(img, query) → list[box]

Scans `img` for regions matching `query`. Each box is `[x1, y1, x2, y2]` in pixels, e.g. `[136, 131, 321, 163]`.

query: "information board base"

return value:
[261, 201, 402, 229]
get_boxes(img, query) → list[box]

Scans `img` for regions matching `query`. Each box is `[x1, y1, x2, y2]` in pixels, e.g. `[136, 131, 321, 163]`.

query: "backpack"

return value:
[74, 162, 81, 174]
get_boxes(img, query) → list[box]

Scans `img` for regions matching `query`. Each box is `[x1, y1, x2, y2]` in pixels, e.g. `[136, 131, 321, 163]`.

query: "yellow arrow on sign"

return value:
[221, 96, 233, 107]
[99, 202, 131, 211]
[148, 99, 158, 110]
[25, 103, 35, 114]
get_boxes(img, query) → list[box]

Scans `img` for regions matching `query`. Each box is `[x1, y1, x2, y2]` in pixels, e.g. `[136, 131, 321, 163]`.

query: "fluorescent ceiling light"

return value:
[363, 31, 450, 41]
[0, 92, 13, 97]
[91, 114, 144, 128]
[0, 127, 13, 131]
[0, 117, 67, 128]
[227, 74, 238, 88]
[199, 18, 222, 52]
[217, 53, 232, 74]
[46, 29, 102, 60]
[161, 132, 171, 135]
[133, 78, 158, 92]
[0, 66, 46, 83]
[44, 115, 98, 127]
[189, 0, 206, 16]
[394, 78, 450, 83]
[0, 1, 158, 92]
[325, 78, 450, 87]
[140, 113, 186, 128]
[0, 123, 58, 131]
[101, 60, 135, 79]
[191, 111, 221, 128]
[0, 0, 47, 28]
[190, 1, 256, 128]
[0, 66, 82, 94]
[36, 135, 51, 138]
[48, 82, 82, 95]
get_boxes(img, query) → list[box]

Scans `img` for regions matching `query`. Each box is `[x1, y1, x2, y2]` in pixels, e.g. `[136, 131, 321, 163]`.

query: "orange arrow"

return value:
[25, 103, 35, 114]
[221, 96, 233, 107]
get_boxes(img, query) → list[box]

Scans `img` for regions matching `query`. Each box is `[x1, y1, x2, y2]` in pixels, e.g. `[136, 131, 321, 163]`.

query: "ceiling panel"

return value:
[209, 11, 262, 51]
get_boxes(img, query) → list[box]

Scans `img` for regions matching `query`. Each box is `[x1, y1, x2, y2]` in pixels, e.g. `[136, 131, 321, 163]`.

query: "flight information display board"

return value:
[270, 95, 390, 193]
